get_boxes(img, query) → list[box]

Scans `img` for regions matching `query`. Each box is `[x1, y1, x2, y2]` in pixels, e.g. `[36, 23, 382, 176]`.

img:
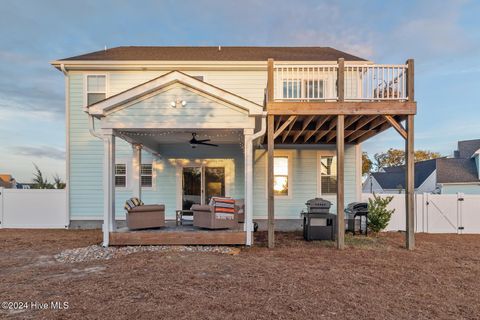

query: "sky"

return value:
[0, 0, 479, 182]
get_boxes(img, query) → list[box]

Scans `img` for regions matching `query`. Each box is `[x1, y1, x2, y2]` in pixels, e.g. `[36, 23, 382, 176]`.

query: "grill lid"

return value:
[345, 202, 368, 213]
[305, 198, 332, 211]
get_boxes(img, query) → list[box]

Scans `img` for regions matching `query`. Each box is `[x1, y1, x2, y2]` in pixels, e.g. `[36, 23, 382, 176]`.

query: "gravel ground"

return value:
[55, 245, 240, 263]
[0, 229, 479, 320]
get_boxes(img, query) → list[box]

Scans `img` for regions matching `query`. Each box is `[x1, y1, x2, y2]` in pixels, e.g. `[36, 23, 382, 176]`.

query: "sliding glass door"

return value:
[182, 166, 225, 210]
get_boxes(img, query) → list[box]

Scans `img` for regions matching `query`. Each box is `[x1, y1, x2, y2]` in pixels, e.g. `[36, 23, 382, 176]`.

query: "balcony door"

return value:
[182, 166, 225, 210]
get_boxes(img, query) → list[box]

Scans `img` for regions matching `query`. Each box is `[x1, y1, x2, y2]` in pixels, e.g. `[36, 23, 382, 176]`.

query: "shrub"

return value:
[367, 194, 394, 233]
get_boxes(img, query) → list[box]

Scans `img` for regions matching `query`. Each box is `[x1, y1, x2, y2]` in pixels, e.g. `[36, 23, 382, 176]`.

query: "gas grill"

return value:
[302, 198, 335, 241]
[345, 202, 369, 235]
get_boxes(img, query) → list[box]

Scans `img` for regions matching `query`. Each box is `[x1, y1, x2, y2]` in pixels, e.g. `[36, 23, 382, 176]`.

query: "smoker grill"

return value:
[302, 198, 335, 241]
[345, 202, 369, 235]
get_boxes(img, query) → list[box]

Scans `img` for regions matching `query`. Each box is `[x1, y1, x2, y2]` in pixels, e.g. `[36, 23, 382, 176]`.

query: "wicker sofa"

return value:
[125, 198, 165, 230]
[191, 198, 244, 230]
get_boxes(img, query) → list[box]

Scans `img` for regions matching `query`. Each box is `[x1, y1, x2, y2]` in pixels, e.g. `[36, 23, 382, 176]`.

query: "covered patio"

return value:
[85, 71, 265, 246]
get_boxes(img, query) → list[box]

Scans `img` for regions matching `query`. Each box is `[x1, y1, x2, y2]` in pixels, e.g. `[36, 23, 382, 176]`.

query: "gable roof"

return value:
[87, 70, 263, 117]
[58, 46, 367, 62]
[372, 159, 437, 189]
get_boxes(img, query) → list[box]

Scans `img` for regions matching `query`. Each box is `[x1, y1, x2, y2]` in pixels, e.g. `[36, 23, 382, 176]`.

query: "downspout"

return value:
[252, 111, 267, 145]
[88, 114, 104, 140]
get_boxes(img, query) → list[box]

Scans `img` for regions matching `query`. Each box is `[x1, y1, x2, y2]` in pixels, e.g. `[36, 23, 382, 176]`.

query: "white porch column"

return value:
[132, 144, 142, 200]
[244, 129, 254, 246]
[102, 132, 116, 247]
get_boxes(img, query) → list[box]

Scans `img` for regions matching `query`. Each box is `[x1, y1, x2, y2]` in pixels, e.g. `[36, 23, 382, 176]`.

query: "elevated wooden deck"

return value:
[110, 224, 246, 246]
[264, 58, 416, 250]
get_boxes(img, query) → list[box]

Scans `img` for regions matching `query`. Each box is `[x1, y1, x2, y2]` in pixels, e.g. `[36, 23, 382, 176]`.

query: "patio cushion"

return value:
[124, 197, 144, 211]
[211, 197, 235, 213]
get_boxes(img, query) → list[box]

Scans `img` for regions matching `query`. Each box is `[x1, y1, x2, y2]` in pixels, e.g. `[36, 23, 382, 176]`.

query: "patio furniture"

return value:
[175, 209, 194, 226]
[125, 198, 165, 230]
[345, 202, 369, 236]
[191, 197, 239, 230]
[302, 198, 335, 241]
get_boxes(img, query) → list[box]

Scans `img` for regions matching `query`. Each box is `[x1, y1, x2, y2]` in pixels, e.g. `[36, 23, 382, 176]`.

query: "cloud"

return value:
[10, 145, 65, 160]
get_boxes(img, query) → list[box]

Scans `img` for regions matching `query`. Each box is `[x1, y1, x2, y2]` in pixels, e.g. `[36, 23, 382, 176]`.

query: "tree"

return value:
[362, 152, 372, 175]
[32, 164, 54, 189]
[53, 174, 66, 189]
[367, 194, 395, 233]
[31, 164, 66, 189]
[373, 148, 441, 171]
[374, 149, 405, 171]
[414, 150, 442, 162]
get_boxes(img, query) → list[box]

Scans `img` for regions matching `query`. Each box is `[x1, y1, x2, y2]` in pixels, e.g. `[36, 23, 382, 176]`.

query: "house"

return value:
[51, 46, 417, 248]
[363, 139, 480, 194]
[0, 174, 13, 188]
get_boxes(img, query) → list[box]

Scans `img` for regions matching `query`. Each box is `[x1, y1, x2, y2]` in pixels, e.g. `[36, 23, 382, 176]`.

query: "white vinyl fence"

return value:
[0, 188, 68, 228]
[362, 193, 480, 234]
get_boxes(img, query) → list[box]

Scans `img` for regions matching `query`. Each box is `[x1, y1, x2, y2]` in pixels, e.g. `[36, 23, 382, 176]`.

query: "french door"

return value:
[182, 166, 225, 210]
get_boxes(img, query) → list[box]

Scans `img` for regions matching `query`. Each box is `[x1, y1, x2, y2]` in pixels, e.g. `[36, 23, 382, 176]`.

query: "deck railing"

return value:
[273, 65, 338, 101]
[269, 59, 413, 102]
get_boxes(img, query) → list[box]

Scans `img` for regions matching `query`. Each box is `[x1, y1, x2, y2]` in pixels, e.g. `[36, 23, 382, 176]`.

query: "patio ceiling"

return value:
[116, 129, 244, 153]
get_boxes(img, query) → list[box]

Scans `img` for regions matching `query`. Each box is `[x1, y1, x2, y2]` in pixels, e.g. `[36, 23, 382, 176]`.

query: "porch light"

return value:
[170, 97, 187, 108]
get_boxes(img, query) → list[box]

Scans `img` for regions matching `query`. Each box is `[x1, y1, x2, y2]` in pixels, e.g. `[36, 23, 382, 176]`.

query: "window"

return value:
[115, 164, 127, 188]
[283, 80, 301, 99]
[319, 155, 337, 194]
[141, 164, 153, 188]
[306, 80, 325, 99]
[86, 75, 106, 106]
[274, 156, 289, 196]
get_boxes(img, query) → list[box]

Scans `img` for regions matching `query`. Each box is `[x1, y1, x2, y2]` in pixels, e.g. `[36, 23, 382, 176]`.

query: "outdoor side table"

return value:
[175, 210, 194, 226]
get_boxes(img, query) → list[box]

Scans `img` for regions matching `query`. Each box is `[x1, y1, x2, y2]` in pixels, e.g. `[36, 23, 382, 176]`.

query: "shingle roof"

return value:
[372, 154, 480, 190]
[372, 159, 437, 189]
[436, 158, 479, 183]
[457, 139, 480, 158]
[58, 46, 367, 62]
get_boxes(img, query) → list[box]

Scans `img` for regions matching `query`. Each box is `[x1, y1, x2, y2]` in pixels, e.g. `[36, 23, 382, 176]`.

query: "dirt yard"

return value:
[0, 230, 479, 320]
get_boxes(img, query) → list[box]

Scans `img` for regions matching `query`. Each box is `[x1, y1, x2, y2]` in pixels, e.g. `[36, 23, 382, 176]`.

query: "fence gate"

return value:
[424, 194, 462, 233]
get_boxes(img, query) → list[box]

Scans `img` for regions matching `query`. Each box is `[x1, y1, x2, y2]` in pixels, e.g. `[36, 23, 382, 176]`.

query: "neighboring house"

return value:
[51, 46, 416, 247]
[0, 174, 13, 188]
[363, 139, 480, 194]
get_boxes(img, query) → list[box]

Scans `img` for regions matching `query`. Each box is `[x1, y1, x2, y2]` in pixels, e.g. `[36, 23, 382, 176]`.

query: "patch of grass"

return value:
[345, 233, 388, 249]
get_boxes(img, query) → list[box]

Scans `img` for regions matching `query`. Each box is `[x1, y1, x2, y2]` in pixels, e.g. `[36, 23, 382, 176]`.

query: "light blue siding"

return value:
[69, 74, 104, 218]
[252, 146, 358, 218]
[103, 85, 250, 128]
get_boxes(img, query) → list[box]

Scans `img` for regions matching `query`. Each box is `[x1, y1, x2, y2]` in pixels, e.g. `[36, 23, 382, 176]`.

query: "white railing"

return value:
[272, 63, 409, 102]
[345, 64, 408, 101]
[273, 65, 338, 101]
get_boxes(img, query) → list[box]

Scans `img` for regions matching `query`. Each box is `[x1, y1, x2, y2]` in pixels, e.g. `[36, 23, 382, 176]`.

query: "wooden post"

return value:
[405, 115, 415, 250]
[267, 114, 275, 248]
[132, 144, 142, 200]
[407, 59, 414, 102]
[406, 58, 415, 250]
[267, 58, 274, 104]
[336, 115, 345, 250]
[337, 58, 345, 102]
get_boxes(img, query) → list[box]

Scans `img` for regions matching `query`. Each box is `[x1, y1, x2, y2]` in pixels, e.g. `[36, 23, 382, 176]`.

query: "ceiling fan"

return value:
[189, 133, 218, 148]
